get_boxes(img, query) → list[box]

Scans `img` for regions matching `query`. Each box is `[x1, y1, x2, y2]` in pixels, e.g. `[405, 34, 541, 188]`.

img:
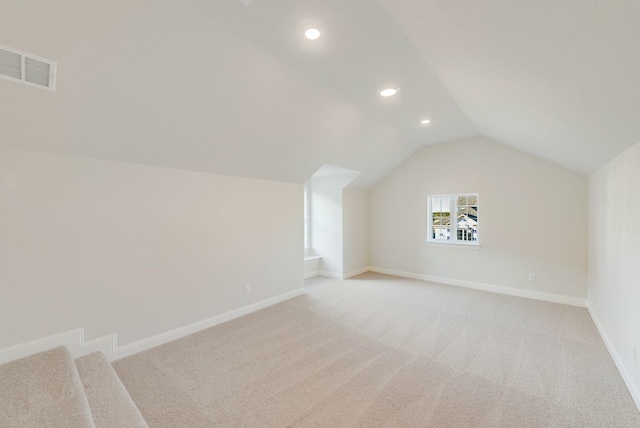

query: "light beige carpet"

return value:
[0, 346, 96, 428]
[114, 273, 640, 427]
[76, 352, 149, 428]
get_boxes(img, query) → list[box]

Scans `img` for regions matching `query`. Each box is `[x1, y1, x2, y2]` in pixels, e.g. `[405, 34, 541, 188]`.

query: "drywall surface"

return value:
[0, 148, 303, 349]
[309, 175, 347, 275]
[369, 137, 588, 298]
[343, 189, 369, 275]
[0, 0, 422, 189]
[588, 140, 640, 402]
[309, 173, 360, 276]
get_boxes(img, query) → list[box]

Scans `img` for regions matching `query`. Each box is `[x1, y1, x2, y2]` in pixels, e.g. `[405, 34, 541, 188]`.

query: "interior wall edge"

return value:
[586, 302, 640, 413]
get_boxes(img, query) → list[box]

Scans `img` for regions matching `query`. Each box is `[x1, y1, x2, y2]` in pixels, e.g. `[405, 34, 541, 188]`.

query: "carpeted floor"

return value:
[76, 352, 149, 428]
[0, 347, 96, 428]
[113, 273, 640, 427]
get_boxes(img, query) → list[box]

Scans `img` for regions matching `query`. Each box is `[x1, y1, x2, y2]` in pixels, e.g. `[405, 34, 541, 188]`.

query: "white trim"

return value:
[369, 266, 587, 307]
[305, 268, 369, 280]
[304, 270, 355, 280]
[304, 270, 320, 279]
[0, 287, 305, 366]
[587, 302, 640, 413]
[0, 44, 57, 91]
[318, 270, 343, 279]
[427, 192, 479, 245]
[304, 266, 372, 280]
[304, 256, 322, 279]
[306, 267, 373, 280]
[0, 329, 116, 367]
[305, 266, 370, 280]
[426, 242, 481, 249]
[343, 267, 370, 279]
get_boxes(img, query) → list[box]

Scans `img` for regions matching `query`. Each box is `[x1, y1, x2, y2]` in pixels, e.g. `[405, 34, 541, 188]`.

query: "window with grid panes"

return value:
[427, 194, 478, 244]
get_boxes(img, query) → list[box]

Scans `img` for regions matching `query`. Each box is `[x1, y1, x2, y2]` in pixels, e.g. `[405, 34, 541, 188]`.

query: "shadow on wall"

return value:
[306, 165, 360, 277]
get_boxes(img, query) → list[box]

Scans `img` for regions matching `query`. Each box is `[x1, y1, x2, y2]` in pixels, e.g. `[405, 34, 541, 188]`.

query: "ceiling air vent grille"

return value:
[0, 44, 56, 91]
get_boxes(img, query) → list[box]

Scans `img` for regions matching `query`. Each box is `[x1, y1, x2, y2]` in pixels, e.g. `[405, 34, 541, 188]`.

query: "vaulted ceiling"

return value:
[1, 0, 639, 187]
[380, 0, 640, 174]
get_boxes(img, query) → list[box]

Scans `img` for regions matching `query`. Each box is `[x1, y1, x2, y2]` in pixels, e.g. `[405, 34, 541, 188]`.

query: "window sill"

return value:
[426, 241, 481, 249]
[305, 255, 322, 262]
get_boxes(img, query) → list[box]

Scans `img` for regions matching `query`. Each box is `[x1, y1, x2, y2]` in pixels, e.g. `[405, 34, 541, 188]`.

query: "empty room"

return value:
[1, 0, 639, 427]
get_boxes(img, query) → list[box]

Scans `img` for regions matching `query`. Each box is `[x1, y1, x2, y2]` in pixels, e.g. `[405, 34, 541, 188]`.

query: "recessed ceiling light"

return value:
[305, 28, 321, 40]
[379, 88, 398, 97]
[420, 119, 431, 125]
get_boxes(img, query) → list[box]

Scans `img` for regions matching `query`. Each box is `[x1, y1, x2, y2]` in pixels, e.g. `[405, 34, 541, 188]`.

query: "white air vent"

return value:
[0, 44, 56, 91]
[239, 0, 253, 5]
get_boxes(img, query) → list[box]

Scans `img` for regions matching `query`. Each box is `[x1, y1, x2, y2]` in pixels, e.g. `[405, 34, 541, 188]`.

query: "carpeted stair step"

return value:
[75, 352, 148, 428]
[0, 346, 96, 428]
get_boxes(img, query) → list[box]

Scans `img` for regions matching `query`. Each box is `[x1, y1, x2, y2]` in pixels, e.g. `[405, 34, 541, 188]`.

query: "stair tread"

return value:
[0, 346, 96, 428]
[75, 352, 148, 428]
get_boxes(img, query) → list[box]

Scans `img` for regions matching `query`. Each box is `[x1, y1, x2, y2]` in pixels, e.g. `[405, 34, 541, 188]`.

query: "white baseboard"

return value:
[587, 302, 640, 413]
[368, 266, 587, 307]
[0, 287, 305, 366]
[304, 257, 322, 279]
[318, 270, 343, 279]
[343, 267, 370, 279]
[304, 271, 340, 279]
[0, 328, 119, 367]
[304, 267, 370, 281]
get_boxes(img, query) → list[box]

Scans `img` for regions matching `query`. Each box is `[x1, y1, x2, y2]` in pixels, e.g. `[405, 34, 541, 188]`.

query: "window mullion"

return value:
[451, 194, 457, 242]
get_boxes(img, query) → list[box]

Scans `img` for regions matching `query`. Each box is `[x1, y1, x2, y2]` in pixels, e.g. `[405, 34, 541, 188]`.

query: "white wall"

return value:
[588, 140, 640, 404]
[309, 173, 361, 277]
[343, 189, 369, 276]
[309, 175, 346, 275]
[0, 0, 423, 189]
[369, 137, 588, 299]
[0, 147, 303, 349]
[304, 257, 321, 278]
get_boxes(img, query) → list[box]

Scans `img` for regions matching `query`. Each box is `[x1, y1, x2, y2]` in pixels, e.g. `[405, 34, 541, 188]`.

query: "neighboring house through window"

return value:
[427, 193, 479, 244]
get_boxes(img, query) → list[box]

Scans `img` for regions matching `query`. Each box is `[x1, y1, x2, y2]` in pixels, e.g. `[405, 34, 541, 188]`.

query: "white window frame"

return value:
[427, 193, 479, 246]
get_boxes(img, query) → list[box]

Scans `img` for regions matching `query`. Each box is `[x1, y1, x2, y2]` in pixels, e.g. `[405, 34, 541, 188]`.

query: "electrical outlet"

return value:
[634, 346, 638, 364]
[528, 273, 536, 281]
[244, 285, 250, 295]
[380, 255, 385, 263]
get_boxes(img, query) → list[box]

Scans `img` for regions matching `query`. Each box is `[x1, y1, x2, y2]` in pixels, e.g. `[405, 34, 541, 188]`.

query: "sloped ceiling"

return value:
[380, 0, 640, 174]
[1, 0, 639, 187]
